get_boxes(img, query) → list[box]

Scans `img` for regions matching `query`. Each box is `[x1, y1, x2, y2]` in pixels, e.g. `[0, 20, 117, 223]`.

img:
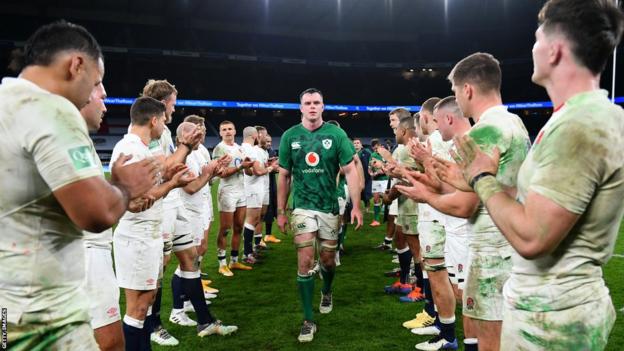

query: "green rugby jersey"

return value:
[336, 174, 347, 199]
[370, 152, 389, 180]
[279, 122, 355, 214]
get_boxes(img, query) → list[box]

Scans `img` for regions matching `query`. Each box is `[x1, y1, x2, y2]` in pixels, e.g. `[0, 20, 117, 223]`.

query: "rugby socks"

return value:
[464, 338, 478, 351]
[171, 269, 184, 309]
[338, 224, 347, 249]
[180, 270, 215, 325]
[297, 274, 315, 321]
[373, 203, 381, 222]
[265, 219, 273, 236]
[123, 315, 144, 351]
[397, 246, 412, 284]
[217, 249, 227, 266]
[231, 250, 239, 263]
[243, 223, 255, 256]
[422, 271, 437, 318]
[383, 236, 393, 248]
[148, 287, 163, 330]
[254, 233, 262, 246]
[413, 261, 424, 290]
[320, 265, 335, 294]
[439, 315, 456, 342]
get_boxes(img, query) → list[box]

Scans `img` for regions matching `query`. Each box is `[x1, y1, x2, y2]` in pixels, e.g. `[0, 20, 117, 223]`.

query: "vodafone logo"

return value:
[305, 152, 320, 167]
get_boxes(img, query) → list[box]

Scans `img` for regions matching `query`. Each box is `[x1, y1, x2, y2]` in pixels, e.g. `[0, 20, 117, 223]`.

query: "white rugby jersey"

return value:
[180, 149, 206, 213]
[241, 142, 263, 191]
[212, 141, 244, 190]
[160, 126, 183, 210]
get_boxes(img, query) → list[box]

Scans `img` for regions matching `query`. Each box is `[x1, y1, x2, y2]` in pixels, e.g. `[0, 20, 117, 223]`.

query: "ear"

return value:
[68, 54, 86, 79]
[150, 115, 158, 127]
[463, 83, 473, 100]
[447, 114, 453, 125]
[549, 40, 563, 66]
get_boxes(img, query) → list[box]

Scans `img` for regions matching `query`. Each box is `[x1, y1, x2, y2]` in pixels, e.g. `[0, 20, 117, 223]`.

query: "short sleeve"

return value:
[528, 121, 602, 214]
[212, 144, 223, 159]
[337, 131, 355, 167]
[278, 132, 292, 170]
[21, 96, 101, 191]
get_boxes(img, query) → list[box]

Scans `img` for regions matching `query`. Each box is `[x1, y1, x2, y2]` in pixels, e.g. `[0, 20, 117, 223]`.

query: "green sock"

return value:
[297, 274, 315, 321]
[320, 266, 335, 294]
[373, 204, 381, 221]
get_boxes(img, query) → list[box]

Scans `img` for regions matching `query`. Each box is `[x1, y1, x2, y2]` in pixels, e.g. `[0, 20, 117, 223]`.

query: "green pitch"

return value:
[114, 182, 623, 351]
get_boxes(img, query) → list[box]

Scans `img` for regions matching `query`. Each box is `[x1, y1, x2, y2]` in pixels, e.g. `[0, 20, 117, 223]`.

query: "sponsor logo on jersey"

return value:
[305, 152, 320, 167]
[322, 139, 332, 150]
[68, 145, 96, 171]
[291, 141, 301, 149]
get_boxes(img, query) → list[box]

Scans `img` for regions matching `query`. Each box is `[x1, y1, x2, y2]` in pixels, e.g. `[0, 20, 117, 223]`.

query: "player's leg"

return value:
[242, 192, 262, 263]
[230, 205, 251, 270]
[217, 210, 235, 276]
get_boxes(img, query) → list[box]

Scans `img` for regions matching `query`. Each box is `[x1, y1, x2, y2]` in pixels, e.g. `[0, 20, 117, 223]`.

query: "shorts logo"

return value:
[466, 297, 475, 310]
[426, 245, 431, 253]
[68, 145, 96, 171]
[296, 223, 306, 229]
[305, 152, 320, 167]
[458, 264, 463, 273]
[291, 141, 301, 149]
[322, 139, 332, 150]
[107, 307, 119, 317]
[146, 278, 155, 285]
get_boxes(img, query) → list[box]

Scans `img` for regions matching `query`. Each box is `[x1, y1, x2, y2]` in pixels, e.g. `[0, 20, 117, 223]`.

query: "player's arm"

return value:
[353, 153, 365, 191]
[343, 159, 363, 229]
[183, 163, 217, 195]
[248, 160, 275, 176]
[277, 167, 292, 214]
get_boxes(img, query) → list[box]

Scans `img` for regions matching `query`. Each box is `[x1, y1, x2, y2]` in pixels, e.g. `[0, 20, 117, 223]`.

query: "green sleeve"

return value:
[278, 132, 292, 170]
[337, 132, 356, 167]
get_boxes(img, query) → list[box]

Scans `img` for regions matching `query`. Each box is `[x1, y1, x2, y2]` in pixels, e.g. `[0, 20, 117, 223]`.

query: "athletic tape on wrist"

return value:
[474, 175, 503, 203]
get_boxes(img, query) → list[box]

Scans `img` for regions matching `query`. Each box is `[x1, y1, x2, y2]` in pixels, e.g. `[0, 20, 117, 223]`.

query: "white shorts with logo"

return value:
[85, 247, 121, 329]
[113, 234, 163, 291]
[372, 180, 387, 193]
[445, 231, 469, 290]
[262, 186, 270, 206]
[418, 220, 446, 259]
[202, 197, 213, 231]
[291, 208, 340, 241]
[218, 187, 246, 212]
[245, 186, 265, 209]
[389, 199, 398, 216]
[186, 208, 204, 246]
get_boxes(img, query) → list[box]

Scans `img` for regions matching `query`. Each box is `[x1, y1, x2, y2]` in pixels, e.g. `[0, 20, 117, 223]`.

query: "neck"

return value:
[302, 118, 323, 131]
[20, 66, 67, 99]
[130, 125, 152, 145]
[453, 120, 472, 137]
[223, 139, 234, 146]
[541, 66, 600, 108]
[243, 138, 254, 145]
[471, 93, 503, 123]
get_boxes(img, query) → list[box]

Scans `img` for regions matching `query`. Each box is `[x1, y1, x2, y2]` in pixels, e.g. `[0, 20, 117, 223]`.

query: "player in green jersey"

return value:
[277, 88, 363, 343]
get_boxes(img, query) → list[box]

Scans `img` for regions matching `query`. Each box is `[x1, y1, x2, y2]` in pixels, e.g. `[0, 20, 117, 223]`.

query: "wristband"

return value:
[473, 175, 503, 203]
[469, 171, 496, 189]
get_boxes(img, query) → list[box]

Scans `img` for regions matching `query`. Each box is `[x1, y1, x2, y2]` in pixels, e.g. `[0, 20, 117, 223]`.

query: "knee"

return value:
[97, 335, 124, 351]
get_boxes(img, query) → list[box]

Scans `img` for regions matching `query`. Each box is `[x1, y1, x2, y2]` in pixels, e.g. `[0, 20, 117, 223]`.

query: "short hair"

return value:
[420, 97, 441, 114]
[434, 96, 462, 117]
[371, 138, 380, 147]
[412, 112, 421, 126]
[389, 107, 412, 120]
[130, 97, 165, 126]
[353, 137, 362, 142]
[538, 0, 624, 75]
[243, 126, 257, 138]
[299, 88, 323, 102]
[326, 120, 340, 127]
[142, 79, 178, 101]
[448, 53, 501, 93]
[219, 120, 234, 128]
[184, 114, 205, 125]
[255, 125, 267, 132]
[9, 20, 102, 72]
[176, 122, 196, 140]
[398, 116, 415, 130]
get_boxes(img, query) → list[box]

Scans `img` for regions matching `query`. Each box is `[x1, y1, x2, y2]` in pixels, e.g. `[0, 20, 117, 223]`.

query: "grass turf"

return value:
[121, 183, 624, 351]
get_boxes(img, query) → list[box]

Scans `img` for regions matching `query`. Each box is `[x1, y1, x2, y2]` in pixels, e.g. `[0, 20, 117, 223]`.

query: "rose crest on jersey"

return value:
[305, 152, 320, 167]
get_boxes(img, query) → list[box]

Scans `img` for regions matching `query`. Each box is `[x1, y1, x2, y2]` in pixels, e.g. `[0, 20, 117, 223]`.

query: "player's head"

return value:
[434, 96, 464, 142]
[264, 133, 272, 150]
[11, 20, 104, 109]
[79, 82, 107, 133]
[219, 120, 236, 143]
[388, 108, 411, 135]
[418, 97, 441, 136]
[130, 96, 166, 139]
[299, 88, 324, 124]
[176, 122, 200, 150]
[412, 112, 426, 142]
[243, 126, 259, 144]
[371, 138, 380, 152]
[353, 138, 363, 151]
[395, 116, 416, 145]
[142, 79, 178, 124]
[448, 53, 501, 118]
[184, 114, 206, 142]
[532, 0, 624, 86]
[255, 125, 268, 147]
